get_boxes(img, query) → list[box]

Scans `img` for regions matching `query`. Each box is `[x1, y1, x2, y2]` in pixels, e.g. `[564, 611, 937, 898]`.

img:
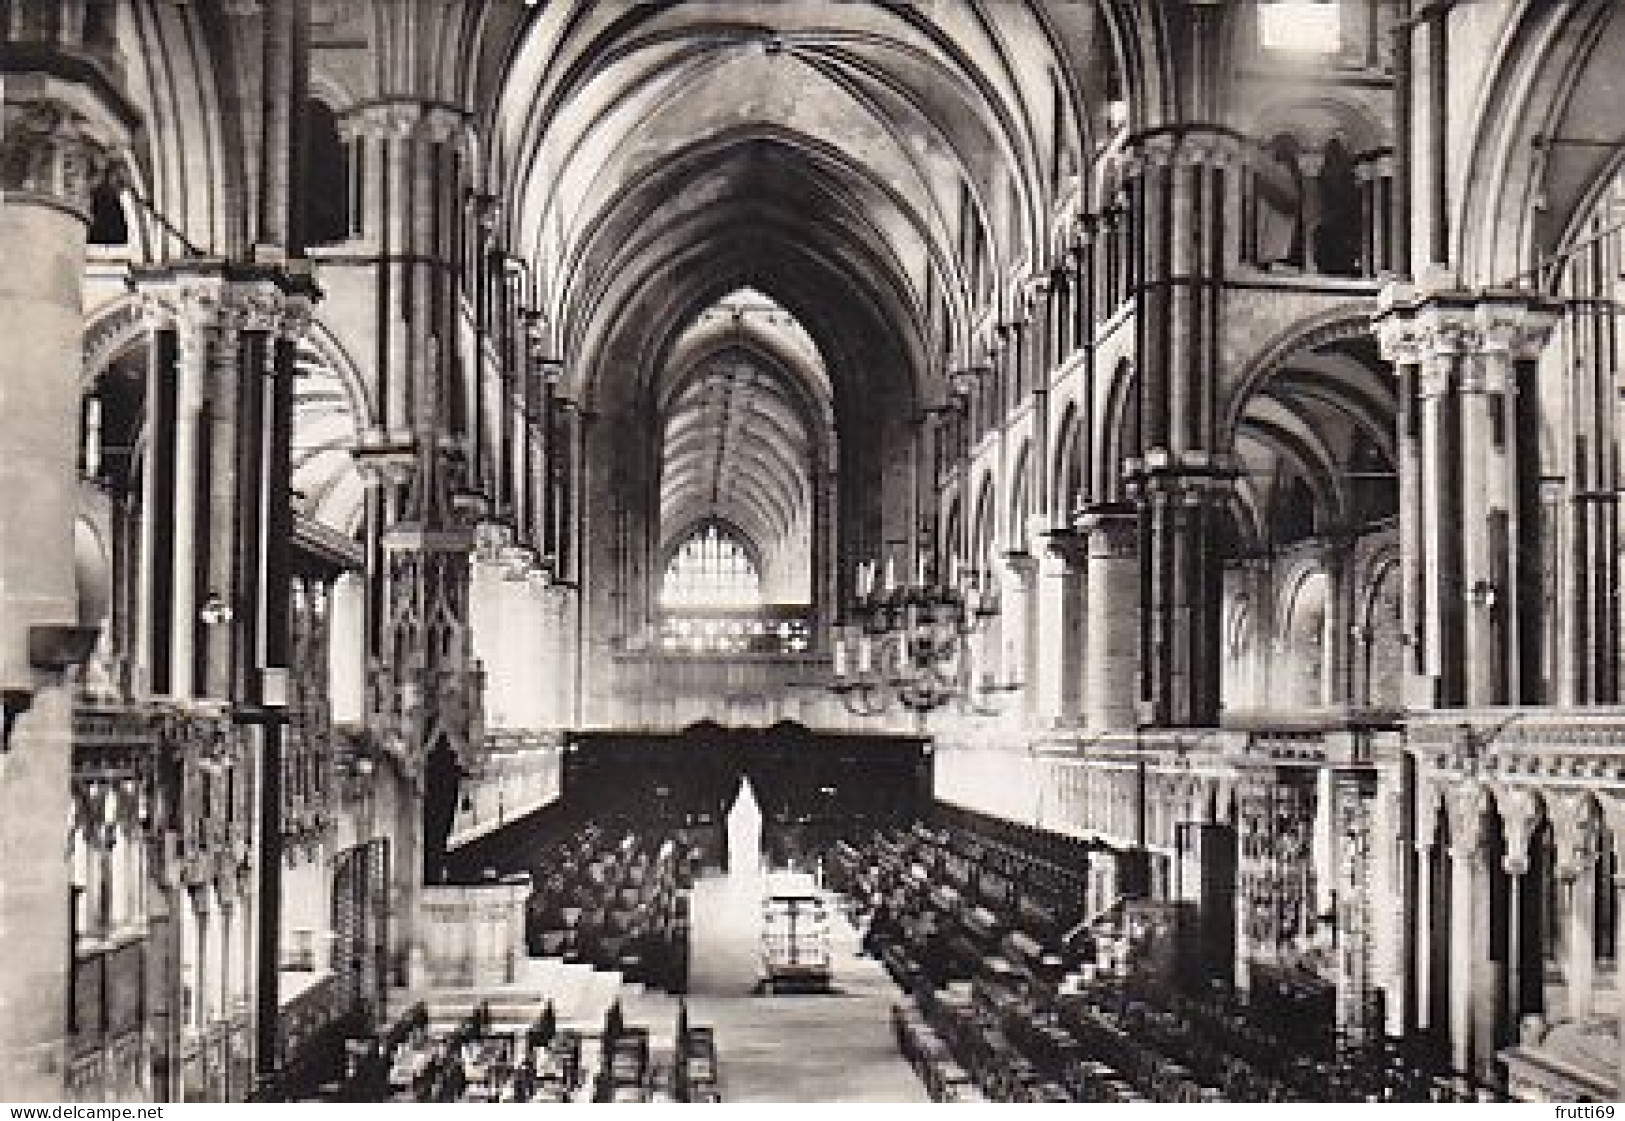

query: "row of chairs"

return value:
[523, 825, 696, 990]
[675, 1021, 720, 1102]
[844, 821, 1491, 1103]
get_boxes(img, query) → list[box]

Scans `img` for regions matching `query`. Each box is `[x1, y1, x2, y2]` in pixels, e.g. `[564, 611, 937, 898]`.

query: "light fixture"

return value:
[200, 593, 233, 627]
[829, 548, 1003, 716]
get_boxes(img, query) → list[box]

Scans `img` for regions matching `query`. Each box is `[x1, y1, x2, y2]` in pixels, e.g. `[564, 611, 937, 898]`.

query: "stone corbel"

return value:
[1414, 774, 1444, 852]
[1549, 791, 1602, 881]
[1494, 784, 1542, 875]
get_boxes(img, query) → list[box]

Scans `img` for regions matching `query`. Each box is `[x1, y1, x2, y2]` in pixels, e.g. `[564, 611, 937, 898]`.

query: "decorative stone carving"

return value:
[1495, 785, 1543, 874]
[1549, 792, 1602, 880]
[339, 100, 470, 147]
[1445, 781, 1490, 861]
[0, 90, 124, 218]
[138, 271, 314, 344]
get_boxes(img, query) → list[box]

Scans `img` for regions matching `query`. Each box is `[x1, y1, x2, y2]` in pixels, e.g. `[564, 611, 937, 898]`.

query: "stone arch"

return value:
[1353, 549, 1403, 709]
[1051, 397, 1085, 522]
[1219, 306, 1386, 449]
[1454, 1, 1625, 286]
[1007, 439, 1032, 551]
[1277, 562, 1331, 709]
[1097, 356, 1138, 502]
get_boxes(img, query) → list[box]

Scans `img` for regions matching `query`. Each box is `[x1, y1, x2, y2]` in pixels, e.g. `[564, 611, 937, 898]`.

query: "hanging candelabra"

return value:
[828, 550, 1005, 716]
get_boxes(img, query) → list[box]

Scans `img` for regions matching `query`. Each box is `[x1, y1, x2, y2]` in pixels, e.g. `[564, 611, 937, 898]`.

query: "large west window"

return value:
[660, 523, 762, 610]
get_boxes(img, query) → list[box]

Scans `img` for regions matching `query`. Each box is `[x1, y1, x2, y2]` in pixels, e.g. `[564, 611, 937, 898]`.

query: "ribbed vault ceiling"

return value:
[492, 0, 1101, 410]
[1231, 337, 1398, 549]
[659, 290, 828, 604]
[483, 1, 1102, 600]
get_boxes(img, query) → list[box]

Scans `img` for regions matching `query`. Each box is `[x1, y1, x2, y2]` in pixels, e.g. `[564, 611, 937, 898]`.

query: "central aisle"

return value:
[683, 871, 930, 1103]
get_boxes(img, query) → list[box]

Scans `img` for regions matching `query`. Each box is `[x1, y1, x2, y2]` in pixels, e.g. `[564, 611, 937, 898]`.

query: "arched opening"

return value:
[1314, 138, 1362, 277]
[301, 98, 350, 247]
[87, 180, 128, 247]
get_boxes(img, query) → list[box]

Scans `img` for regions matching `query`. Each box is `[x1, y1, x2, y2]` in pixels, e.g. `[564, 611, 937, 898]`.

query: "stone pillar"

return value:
[1372, 757, 1410, 1037]
[1375, 285, 1559, 708]
[1445, 787, 1485, 1075]
[1414, 819, 1436, 1034]
[1554, 801, 1601, 1022]
[998, 550, 1038, 705]
[0, 73, 130, 1098]
[1498, 787, 1539, 1052]
[1559, 245, 1621, 704]
[1033, 528, 1087, 729]
[1505, 854, 1526, 1040]
[135, 269, 312, 701]
[1355, 152, 1396, 276]
[1080, 505, 1139, 730]
[1320, 536, 1356, 707]
[1136, 471, 1230, 726]
[1122, 128, 1238, 729]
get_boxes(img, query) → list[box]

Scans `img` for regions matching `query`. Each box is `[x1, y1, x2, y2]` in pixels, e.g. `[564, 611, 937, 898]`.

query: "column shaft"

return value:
[1083, 509, 1139, 730]
[0, 81, 127, 1096]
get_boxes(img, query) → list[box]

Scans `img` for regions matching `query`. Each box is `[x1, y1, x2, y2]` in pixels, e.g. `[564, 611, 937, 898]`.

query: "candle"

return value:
[883, 556, 897, 594]
[949, 554, 961, 588]
[857, 636, 873, 674]
[833, 636, 848, 678]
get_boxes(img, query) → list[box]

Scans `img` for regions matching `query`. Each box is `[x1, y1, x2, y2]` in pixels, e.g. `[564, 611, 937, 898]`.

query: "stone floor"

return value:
[682, 870, 929, 1103]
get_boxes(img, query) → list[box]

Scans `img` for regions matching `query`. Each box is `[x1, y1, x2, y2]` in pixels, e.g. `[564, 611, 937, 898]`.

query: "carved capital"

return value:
[1373, 287, 1559, 381]
[1475, 298, 1557, 357]
[0, 85, 127, 219]
[1371, 308, 1422, 367]
[339, 99, 467, 146]
[138, 271, 316, 345]
[352, 441, 417, 489]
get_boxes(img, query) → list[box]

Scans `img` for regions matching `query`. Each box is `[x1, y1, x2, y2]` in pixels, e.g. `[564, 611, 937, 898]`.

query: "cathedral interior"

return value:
[9, 0, 1625, 1105]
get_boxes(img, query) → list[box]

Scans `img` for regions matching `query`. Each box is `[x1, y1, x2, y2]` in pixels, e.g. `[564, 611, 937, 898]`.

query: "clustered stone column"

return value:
[1121, 127, 1244, 728]
[1375, 282, 1559, 707]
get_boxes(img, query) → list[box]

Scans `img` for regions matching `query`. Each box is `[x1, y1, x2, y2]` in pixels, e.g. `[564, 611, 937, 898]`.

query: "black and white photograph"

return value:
[0, 0, 1615, 1107]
